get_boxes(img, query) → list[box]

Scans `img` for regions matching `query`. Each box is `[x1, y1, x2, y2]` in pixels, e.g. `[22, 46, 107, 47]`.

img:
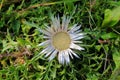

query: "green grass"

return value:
[0, 0, 120, 80]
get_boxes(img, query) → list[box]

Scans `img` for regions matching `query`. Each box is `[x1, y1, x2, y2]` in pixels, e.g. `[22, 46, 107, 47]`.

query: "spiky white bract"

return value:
[38, 15, 84, 65]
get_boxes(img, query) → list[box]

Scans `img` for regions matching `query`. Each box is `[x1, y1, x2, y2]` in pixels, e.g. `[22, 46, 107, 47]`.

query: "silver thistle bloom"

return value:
[38, 15, 84, 65]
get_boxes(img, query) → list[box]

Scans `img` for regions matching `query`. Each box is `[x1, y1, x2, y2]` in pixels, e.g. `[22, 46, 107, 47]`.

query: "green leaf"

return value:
[113, 49, 120, 69]
[110, 49, 120, 80]
[86, 73, 99, 80]
[109, 1, 120, 7]
[95, 45, 102, 51]
[6, 4, 14, 15]
[0, 20, 4, 28]
[17, 38, 30, 46]
[22, 20, 39, 28]
[102, 6, 120, 27]
[64, 0, 74, 14]
[101, 32, 117, 39]
[11, 20, 20, 35]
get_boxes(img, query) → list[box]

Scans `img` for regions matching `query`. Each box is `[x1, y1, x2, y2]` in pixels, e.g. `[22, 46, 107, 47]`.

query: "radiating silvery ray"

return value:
[38, 15, 85, 65]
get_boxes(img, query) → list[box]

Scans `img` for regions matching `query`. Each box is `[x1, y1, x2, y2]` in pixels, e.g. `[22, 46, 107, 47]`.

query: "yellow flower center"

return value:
[52, 32, 71, 51]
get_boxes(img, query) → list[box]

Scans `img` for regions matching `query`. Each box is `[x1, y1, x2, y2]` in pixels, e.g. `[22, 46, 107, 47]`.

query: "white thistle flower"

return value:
[38, 15, 84, 65]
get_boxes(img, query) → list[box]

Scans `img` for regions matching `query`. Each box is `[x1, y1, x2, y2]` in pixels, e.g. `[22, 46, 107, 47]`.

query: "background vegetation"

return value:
[0, 0, 120, 80]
